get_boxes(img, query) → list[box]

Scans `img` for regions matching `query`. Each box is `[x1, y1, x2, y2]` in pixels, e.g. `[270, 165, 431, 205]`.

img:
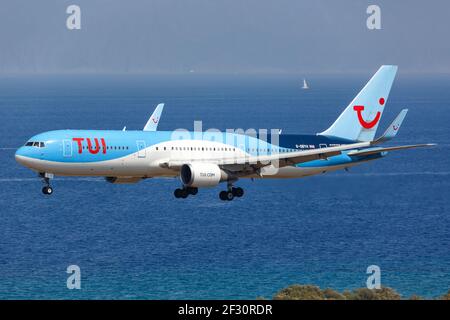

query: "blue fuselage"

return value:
[15, 129, 380, 179]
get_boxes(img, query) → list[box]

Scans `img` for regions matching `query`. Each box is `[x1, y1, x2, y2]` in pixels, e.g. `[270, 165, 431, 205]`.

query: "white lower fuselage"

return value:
[16, 137, 371, 181]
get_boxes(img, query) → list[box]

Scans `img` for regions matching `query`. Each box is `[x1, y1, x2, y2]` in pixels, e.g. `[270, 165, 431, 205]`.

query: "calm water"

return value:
[0, 74, 449, 299]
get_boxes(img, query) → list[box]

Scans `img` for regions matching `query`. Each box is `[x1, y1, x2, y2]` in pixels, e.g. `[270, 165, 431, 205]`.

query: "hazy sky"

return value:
[1, 0, 449, 74]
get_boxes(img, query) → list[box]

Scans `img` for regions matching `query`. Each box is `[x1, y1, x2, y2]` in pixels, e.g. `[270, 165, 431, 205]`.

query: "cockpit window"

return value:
[25, 141, 45, 148]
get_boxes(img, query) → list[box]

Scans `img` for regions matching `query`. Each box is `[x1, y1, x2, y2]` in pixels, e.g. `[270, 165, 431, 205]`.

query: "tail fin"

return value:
[143, 103, 164, 131]
[318, 65, 398, 141]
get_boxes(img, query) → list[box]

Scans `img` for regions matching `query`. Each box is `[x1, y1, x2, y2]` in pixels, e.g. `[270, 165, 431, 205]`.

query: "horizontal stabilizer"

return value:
[373, 109, 408, 144]
[143, 103, 165, 131]
[348, 143, 436, 157]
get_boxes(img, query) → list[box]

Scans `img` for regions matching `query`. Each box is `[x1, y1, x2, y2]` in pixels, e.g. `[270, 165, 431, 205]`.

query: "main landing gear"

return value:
[219, 184, 244, 201]
[173, 181, 244, 201]
[40, 173, 54, 195]
[174, 187, 198, 199]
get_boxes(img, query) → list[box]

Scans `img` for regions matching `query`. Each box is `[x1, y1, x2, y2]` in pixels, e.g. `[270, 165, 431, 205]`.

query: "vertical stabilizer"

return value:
[318, 65, 398, 141]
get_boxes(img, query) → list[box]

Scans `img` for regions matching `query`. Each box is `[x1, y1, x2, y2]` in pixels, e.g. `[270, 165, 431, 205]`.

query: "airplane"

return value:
[15, 65, 434, 200]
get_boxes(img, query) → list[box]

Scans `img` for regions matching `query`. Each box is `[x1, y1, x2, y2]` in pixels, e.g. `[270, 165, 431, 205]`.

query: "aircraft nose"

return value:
[15, 146, 24, 157]
[15, 147, 30, 165]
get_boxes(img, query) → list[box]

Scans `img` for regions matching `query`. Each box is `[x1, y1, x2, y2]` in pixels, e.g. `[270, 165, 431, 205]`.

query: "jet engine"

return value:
[180, 163, 228, 187]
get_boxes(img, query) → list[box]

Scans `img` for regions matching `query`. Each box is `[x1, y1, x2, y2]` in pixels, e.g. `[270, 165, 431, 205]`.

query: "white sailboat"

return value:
[302, 78, 309, 89]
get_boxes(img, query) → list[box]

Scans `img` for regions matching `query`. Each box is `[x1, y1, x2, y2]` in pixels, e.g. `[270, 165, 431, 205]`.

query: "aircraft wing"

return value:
[143, 103, 165, 131]
[161, 141, 371, 172]
[218, 141, 371, 174]
[347, 143, 435, 157]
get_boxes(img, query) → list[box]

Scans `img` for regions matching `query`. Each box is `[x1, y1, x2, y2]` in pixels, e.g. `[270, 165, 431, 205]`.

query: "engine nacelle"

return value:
[180, 163, 227, 188]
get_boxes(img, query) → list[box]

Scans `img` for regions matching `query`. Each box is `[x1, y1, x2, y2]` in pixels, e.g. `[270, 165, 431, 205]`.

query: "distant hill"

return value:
[267, 284, 450, 300]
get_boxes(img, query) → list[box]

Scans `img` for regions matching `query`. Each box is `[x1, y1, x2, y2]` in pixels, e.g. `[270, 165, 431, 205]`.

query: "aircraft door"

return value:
[63, 139, 72, 157]
[137, 140, 147, 158]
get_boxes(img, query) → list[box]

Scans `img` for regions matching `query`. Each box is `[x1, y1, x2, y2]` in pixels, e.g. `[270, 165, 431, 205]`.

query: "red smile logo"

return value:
[353, 97, 384, 129]
[152, 117, 159, 124]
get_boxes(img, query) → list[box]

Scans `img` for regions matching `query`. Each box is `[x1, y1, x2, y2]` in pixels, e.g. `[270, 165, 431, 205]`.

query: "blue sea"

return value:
[0, 73, 449, 299]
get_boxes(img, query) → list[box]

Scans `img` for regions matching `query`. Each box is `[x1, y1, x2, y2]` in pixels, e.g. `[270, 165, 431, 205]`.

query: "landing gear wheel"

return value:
[188, 187, 198, 195]
[232, 187, 244, 198]
[226, 191, 234, 201]
[180, 189, 188, 198]
[219, 191, 228, 201]
[42, 186, 53, 195]
[175, 187, 193, 198]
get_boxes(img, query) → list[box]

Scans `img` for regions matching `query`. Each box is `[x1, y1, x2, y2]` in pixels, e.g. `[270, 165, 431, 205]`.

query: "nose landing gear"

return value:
[40, 173, 54, 195]
[42, 185, 53, 195]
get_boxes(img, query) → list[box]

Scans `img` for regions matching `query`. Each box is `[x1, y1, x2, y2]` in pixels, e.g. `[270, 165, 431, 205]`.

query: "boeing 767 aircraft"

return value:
[15, 66, 434, 200]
